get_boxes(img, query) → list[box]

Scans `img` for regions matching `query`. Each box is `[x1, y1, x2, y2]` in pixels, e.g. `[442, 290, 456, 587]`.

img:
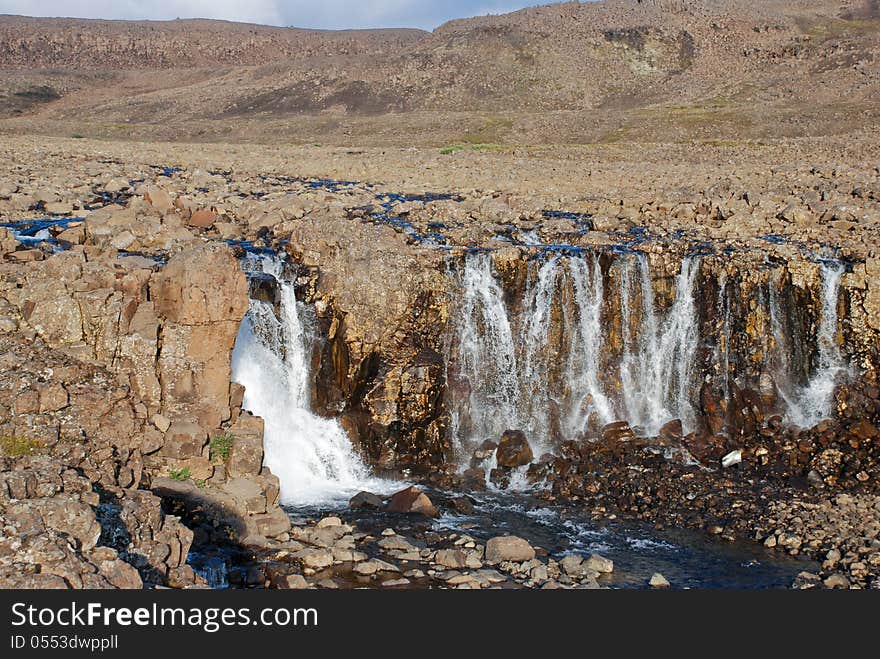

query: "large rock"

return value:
[151, 243, 249, 428]
[496, 429, 534, 468]
[384, 486, 439, 517]
[349, 491, 384, 510]
[160, 421, 207, 459]
[144, 185, 173, 213]
[484, 535, 535, 565]
[226, 413, 264, 477]
[151, 243, 248, 326]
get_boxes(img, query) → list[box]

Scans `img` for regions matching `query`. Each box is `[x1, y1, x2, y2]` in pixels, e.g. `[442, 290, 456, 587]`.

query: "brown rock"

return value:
[10, 249, 44, 262]
[226, 413, 264, 477]
[349, 491, 383, 510]
[496, 429, 534, 468]
[144, 186, 173, 213]
[160, 421, 208, 459]
[849, 420, 878, 441]
[385, 486, 439, 517]
[38, 382, 69, 412]
[659, 418, 683, 440]
[484, 535, 535, 564]
[188, 209, 218, 228]
[151, 243, 248, 325]
[602, 421, 635, 443]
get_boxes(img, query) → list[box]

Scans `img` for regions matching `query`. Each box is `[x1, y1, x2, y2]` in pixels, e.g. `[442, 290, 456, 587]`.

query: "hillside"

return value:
[0, 0, 878, 144]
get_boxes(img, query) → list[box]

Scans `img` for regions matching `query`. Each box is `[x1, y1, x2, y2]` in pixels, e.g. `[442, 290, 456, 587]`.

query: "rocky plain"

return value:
[1, 0, 880, 590]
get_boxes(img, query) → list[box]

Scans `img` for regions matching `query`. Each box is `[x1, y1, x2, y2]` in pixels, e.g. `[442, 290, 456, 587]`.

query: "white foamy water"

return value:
[450, 251, 701, 458]
[771, 261, 849, 427]
[232, 256, 397, 506]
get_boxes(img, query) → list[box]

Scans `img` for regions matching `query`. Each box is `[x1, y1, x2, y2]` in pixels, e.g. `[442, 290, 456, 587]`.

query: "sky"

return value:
[0, 1, 560, 30]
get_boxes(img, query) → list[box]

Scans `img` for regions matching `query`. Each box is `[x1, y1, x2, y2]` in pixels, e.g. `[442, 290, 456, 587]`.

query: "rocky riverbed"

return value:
[1, 134, 879, 589]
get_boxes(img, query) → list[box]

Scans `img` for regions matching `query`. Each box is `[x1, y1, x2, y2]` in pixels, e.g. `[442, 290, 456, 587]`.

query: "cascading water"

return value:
[616, 254, 700, 434]
[771, 261, 848, 427]
[449, 250, 701, 459]
[231, 256, 395, 506]
[450, 249, 850, 465]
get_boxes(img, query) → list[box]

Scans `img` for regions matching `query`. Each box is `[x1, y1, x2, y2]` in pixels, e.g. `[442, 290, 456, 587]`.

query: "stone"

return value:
[484, 536, 535, 565]
[144, 186, 173, 213]
[823, 573, 850, 589]
[177, 457, 214, 482]
[10, 249, 44, 262]
[97, 558, 144, 589]
[354, 560, 379, 576]
[496, 429, 534, 468]
[151, 413, 171, 432]
[280, 574, 309, 589]
[160, 421, 208, 459]
[849, 420, 878, 440]
[223, 478, 267, 514]
[721, 449, 742, 468]
[316, 516, 343, 528]
[350, 490, 384, 510]
[385, 486, 439, 517]
[450, 496, 476, 515]
[584, 553, 614, 574]
[435, 549, 468, 569]
[382, 578, 411, 587]
[649, 573, 670, 588]
[378, 535, 417, 552]
[602, 421, 634, 442]
[188, 209, 218, 228]
[251, 507, 291, 538]
[559, 553, 586, 576]
[300, 549, 334, 570]
[225, 413, 264, 477]
[792, 571, 822, 590]
[659, 418, 683, 440]
[38, 382, 69, 412]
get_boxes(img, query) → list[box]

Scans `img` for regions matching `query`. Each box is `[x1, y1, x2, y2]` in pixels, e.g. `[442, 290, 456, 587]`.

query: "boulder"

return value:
[223, 478, 267, 515]
[349, 491, 384, 510]
[144, 186, 173, 213]
[385, 486, 439, 517]
[434, 549, 468, 569]
[584, 553, 614, 574]
[496, 430, 534, 468]
[160, 421, 207, 459]
[226, 413, 264, 477]
[484, 535, 535, 565]
[649, 573, 670, 588]
[602, 421, 635, 443]
[188, 209, 218, 229]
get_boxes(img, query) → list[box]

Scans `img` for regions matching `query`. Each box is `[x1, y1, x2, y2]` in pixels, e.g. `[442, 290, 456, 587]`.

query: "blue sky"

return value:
[0, 1, 563, 30]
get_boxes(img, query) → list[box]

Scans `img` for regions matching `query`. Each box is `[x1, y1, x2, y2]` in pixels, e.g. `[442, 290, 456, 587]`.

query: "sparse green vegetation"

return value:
[169, 466, 192, 482]
[71, 133, 85, 139]
[210, 433, 234, 463]
[0, 436, 43, 456]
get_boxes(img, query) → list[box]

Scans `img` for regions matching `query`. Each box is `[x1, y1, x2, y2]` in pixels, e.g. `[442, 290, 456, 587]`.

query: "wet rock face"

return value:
[285, 211, 452, 472]
[496, 430, 533, 468]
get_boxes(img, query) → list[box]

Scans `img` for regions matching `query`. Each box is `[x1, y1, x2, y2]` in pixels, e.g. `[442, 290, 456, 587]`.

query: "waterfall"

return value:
[616, 254, 700, 435]
[772, 261, 848, 427]
[449, 250, 701, 458]
[452, 252, 522, 454]
[231, 256, 394, 506]
[564, 255, 614, 436]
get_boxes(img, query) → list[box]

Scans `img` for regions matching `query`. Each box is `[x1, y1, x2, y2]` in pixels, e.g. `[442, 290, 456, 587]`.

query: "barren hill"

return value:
[0, 0, 878, 145]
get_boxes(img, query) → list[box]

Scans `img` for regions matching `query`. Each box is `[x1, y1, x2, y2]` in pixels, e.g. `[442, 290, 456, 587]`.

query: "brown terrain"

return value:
[1, 0, 879, 591]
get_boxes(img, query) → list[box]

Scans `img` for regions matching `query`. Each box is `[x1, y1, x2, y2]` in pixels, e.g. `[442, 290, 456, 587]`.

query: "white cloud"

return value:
[0, 0, 552, 29]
